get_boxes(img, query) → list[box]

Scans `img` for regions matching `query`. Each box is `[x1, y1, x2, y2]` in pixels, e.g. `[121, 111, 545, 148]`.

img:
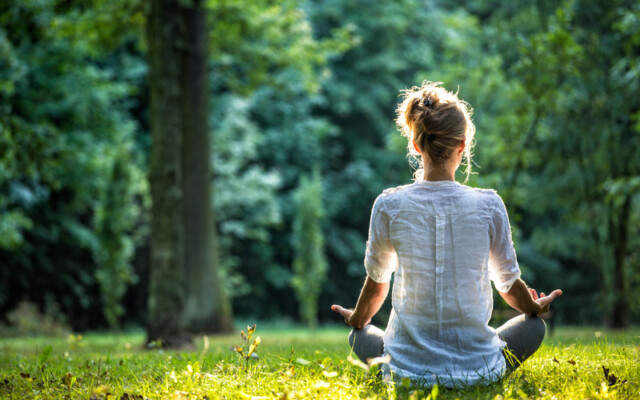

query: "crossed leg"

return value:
[496, 314, 546, 371]
[348, 314, 546, 371]
[348, 324, 385, 362]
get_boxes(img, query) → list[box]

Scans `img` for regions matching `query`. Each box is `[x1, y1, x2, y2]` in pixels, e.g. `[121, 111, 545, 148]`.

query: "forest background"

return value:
[1, 0, 639, 337]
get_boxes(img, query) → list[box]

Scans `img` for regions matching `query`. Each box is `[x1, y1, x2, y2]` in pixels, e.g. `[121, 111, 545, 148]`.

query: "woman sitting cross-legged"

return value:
[331, 81, 562, 387]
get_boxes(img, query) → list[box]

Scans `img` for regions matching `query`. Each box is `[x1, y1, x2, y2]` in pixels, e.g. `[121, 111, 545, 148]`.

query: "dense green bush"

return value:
[0, 0, 146, 329]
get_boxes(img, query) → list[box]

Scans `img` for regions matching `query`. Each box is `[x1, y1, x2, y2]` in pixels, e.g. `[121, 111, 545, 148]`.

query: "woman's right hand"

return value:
[529, 288, 563, 315]
[331, 304, 372, 329]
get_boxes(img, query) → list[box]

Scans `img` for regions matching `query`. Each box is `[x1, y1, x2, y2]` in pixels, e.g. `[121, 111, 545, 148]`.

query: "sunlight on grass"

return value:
[0, 325, 638, 399]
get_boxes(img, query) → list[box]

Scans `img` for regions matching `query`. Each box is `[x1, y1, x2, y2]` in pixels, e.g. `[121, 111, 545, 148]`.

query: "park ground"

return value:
[1, 324, 639, 399]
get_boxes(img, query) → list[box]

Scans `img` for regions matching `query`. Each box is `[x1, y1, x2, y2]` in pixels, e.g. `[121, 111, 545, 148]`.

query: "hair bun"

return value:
[396, 81, 476, 182]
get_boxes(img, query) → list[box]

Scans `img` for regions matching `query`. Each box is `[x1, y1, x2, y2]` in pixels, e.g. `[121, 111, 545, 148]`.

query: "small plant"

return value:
[67, 334, 85, 350]
[231, 324, 261, 369]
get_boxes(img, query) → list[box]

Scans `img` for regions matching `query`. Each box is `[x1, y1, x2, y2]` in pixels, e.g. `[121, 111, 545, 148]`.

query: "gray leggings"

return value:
[348, 314, 546, 371]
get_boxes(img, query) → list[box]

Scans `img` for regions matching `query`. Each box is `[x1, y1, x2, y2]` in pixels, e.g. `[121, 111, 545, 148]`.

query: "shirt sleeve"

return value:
[488, 193, 521, 292]
[364, 194, 398, 283]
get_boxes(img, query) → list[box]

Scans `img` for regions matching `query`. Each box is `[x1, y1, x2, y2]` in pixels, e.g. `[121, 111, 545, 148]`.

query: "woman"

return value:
[331, 81, 562, 387]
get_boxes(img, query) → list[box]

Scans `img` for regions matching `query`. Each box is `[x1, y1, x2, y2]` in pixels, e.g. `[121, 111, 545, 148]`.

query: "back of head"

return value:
[396, 81, 476, 181]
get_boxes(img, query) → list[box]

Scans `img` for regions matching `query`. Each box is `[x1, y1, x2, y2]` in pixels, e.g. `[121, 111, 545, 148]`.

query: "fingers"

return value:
[331, 304, 345, 314]
[536, 289, 562, 306]
[541, 289, 561, 300]
[331, 305, 353, 318]
[536, 296, 552, 306]
[529, 287, 563, 303]
[549, 289, 563, 298]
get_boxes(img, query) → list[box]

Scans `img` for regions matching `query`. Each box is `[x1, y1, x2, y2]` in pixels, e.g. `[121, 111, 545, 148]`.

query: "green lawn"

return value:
[1, 324, 639, 399]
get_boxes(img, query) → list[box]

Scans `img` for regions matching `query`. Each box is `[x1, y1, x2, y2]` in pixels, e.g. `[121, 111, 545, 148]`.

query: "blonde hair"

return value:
[396, 81, 476, 182]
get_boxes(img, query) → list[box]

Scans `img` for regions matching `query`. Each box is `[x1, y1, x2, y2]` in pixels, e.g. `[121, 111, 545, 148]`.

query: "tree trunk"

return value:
[180, 0, 232, 334]
[146, 0, 189, 347]
[607, 194, 631, 329]
[146, 0, 231, 346]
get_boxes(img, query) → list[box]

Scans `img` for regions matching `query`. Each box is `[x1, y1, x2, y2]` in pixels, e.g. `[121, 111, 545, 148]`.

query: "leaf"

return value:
[430, 384, 439, 399]
[553, 357, 560, 363]
[39, 345, 53, 365]
[247, 324, 256, 340]
[19, 372, 31, 380]
[296, 358, 311, 365]
[401, 377, 411, 389]
[62, 372, 76, 390]
[567, 359, 576, 365]
[248, 336, 261, 356]
[232, 345, 245, 357]
[602, 365, 628, 386]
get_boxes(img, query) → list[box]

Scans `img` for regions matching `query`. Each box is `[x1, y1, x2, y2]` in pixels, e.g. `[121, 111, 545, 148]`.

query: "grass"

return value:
[0, 324, 639, 399]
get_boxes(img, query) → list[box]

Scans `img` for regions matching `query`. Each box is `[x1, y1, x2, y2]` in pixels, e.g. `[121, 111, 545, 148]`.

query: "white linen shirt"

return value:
[364, 180, 521, 387]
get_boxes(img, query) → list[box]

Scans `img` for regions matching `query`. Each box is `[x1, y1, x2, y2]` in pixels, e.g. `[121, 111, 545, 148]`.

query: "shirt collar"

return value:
[414, 180, 460, 187]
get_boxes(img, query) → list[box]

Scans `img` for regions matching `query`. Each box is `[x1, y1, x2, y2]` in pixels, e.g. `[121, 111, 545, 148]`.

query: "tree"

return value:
[206, 0, 351, 319]
[456, 0, 640, 327]
[291, 169, 328, 327]
[146, 0, 230, 347]
[306, 0, 452, 321]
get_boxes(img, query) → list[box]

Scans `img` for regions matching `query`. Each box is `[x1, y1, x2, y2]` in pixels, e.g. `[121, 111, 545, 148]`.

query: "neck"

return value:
[423, 161, 457, 182]
[425, 169, 455, 181]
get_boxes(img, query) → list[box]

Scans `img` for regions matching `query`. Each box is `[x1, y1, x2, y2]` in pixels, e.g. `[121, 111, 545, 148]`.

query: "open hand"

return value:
[331, 305, 371, 328]
[528, 288, 563, 315]
[331, 305, 353, 325]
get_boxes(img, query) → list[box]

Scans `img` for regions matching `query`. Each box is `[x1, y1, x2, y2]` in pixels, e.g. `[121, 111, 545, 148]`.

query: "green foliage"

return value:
[0, 301, 69, 337]
[1, 0, 639, 328]
[291, 169, 328, 328]
[305, 0, 442, 321]
[212, 96, 282, 300]
[207, 0, 350, 319]
[209, 0, 351, 94]
[49, 0, 145, 55]
[496, 0, 639, 325]
[428, 0, 640, 326]
[0, 0, 147, 328]
[93, 146, 146, 329]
